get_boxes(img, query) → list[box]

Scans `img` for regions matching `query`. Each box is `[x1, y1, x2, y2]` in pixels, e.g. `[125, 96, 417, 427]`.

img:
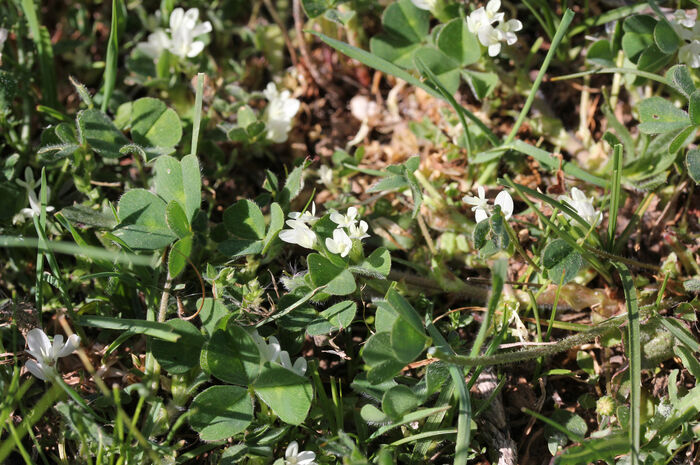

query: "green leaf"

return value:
[218, 239, 264, 257]
[77, 109, 129, 159]
[687, 148, 700, 183]
[544, 409, 587, 455]
[301, 0, 337, 18]
[413, 47, 460, 95]
[59, 205, 118, 229]
[114, 189, 176, 249]
[385, 288, 425, 335]
[586, 39, 615, 66]
[279, 162, 307, 207]
[654, 19, 681, 54]
[666, 65, 695, 98]
[382, 385, 421, 420]
[203, 321, 262, 385]
[668, 125, 695, 154]
[554, 432, 629, 464]
[367, 175, 408, 193]
[636, 43, 672, 74]
[151, 319, 204, 374]
[130, 97, 183, 148]
[223, 199, 266, 240]
[461, 69, 498, 100]
[621, 32, 653, 63]
[189, 386, 253, 441]
[360, 404, 389, 424]
[168, 234, 193, 278]
[0, 70, 18, 111]
[542, 239, 583, 285]
[622, 15, 656, 34]
[263, 202, 284, 251]
[354, 247, 392, 278]
[363, 332, 405, 384]
[197, 298, 231, 336]
[165, 200, 191, 238]
[308, 253, 357, 296]
[689, 90, 700, 125]
[154, 155, 201, 223]
[638, 97, 690, 134]
[306, 300, 357, 336]
[437, 18, 480, 66]
[369, 0, 429, 67]
[252, 363, 313, 425]
[391, 317, 426, 363]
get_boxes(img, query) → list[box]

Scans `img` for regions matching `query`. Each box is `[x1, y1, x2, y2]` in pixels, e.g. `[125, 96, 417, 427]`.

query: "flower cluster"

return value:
[559, 187, 601, 227]
[278, 204, 370, 258]
[670, 9, 700, 68]
[466, 0, 522, 57]
[279, 202, 319, 250]
[463, 186, 513, 223]
[264, 83, 301, 143]
[24, 328, 80, 381]
[273, 441, 317, 465]
[328, 207, 370, 258]
[138, 7, 212, 59]
[251, 331, 307, 377]
[13, 167, 55, 225]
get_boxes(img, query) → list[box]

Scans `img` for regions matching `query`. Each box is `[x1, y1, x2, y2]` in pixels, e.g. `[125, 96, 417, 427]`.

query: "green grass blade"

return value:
[414, 56, 472, 158]
[426, 319, 472, 465]
[310, 30, 499, 145]
[508, 140, 608, 188]
[101, 0, 124, 112]
[614, 263, 640, 465]
[0, 236, 156, 267]
[19, 0, 58, 108]
[77, 315, 182, 342]
[608, 144, 623, 251]
[504, 9, 575, 145]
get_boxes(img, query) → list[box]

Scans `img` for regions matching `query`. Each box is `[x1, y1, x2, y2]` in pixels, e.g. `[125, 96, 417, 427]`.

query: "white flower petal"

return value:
[494, 191, 513, 219]
[292, 357, 307, 376]
[286, 441, 299, 458]
[25, 359, 47, 380]
[56, 334, 80, 358]
[26, 328, 51, 361]
[169, 8, 185, 31]
[474, 207, 489, 223]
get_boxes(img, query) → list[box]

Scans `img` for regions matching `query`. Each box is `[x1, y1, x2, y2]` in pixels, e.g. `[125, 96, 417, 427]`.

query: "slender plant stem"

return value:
[505, 9, 575, 145]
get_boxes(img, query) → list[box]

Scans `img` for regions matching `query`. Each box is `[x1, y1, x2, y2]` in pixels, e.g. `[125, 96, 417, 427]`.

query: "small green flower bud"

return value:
[596, 396, 615, 416]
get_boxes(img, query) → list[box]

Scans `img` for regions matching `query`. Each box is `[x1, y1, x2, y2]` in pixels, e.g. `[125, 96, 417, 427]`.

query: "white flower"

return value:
[279, 219, 317, 249]
[410, 0, 437, 11]
[467, 0, 521, 57]
[325, 228, 353, 257]
[24, 328, 80, 381]
[559, 187, 601, 226]
[317, 165, 333, 188]
[672, 9, 696, 29]
[278, 351, 308, 376]
[284, 441, 316, 465]
[497, 19, 523, 46]
[251, 332, 282, 362]
[264, 83, 301, 143]
[462, 186, 490, 223]
[138, 30, 171, 59]
[288, 202, 318, 224]
[137, 8, 211, 60]
[251, 332, 307, 376]
[330, 207, 359, 228]
[463, 187, 513, 223]
[679, 40, 700, 68]
[348, 220, 370, 240]
[14, 167, 54, 224]
[168, 8, 212, 58]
